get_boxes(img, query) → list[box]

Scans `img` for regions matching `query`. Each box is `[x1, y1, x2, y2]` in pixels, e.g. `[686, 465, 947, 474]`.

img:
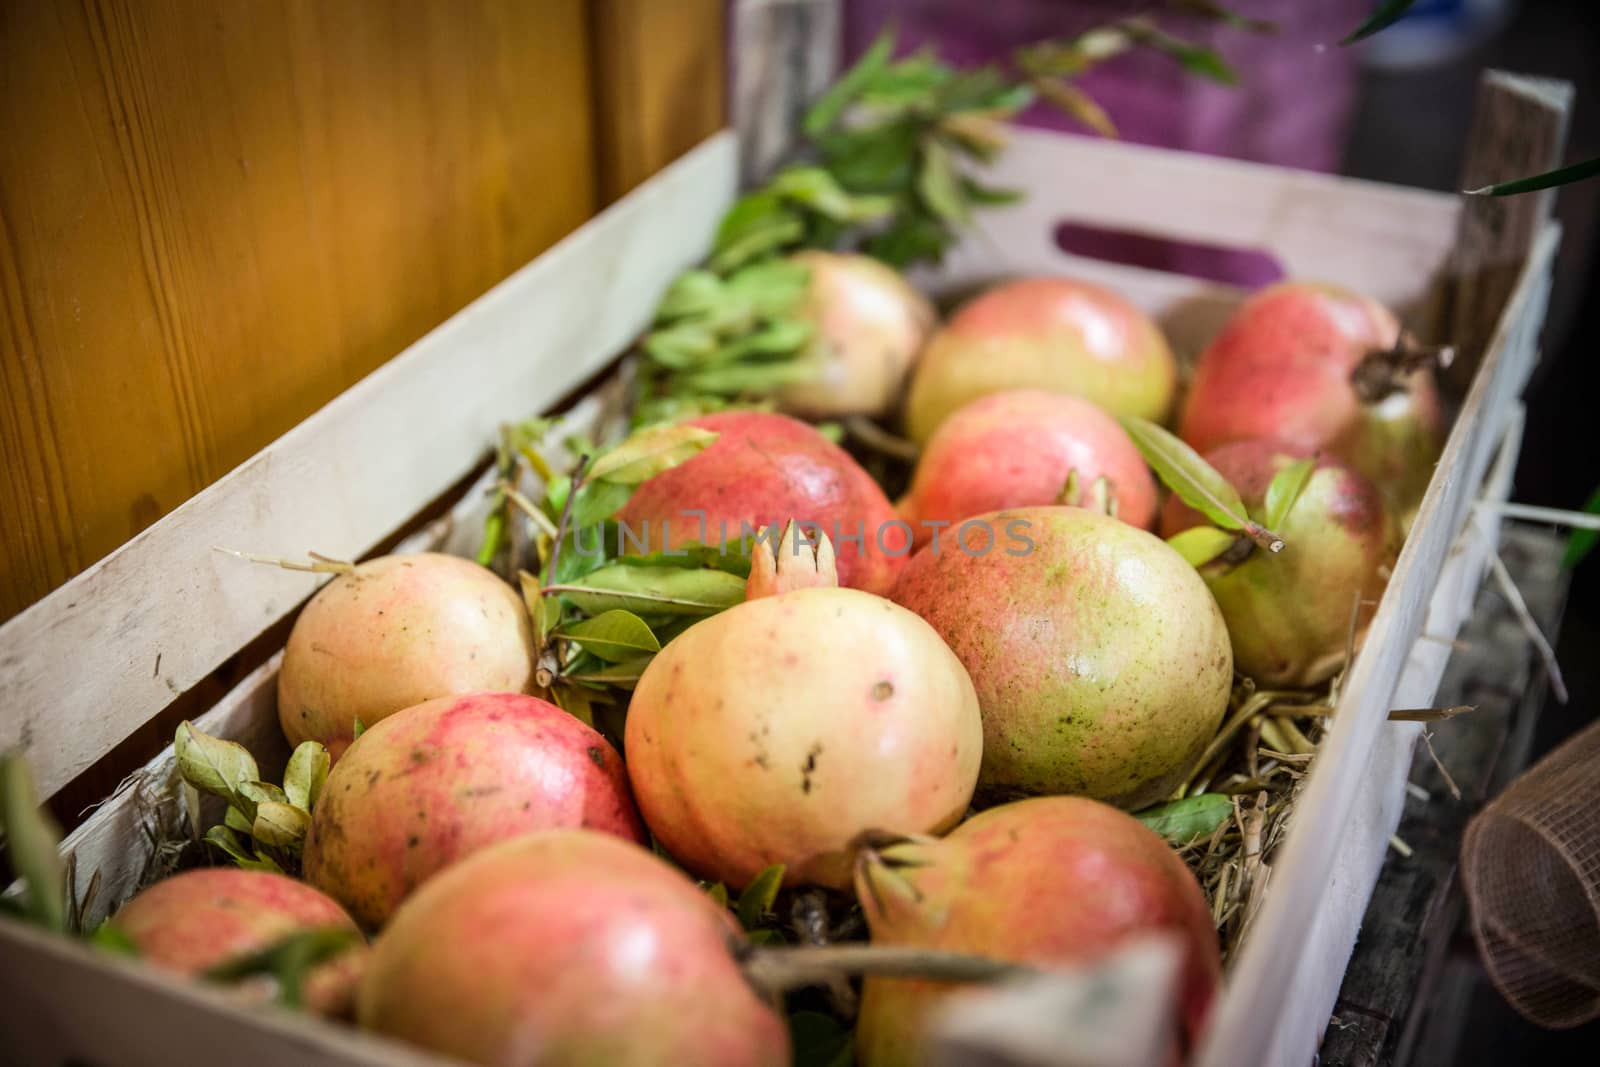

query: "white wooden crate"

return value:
[0, 104, 1561, 1066]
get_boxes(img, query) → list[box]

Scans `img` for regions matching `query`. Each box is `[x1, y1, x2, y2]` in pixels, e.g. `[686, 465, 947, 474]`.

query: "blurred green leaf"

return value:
[682, 360, 821, 397]
[960, 177, 1025, 207]
[771, 168, 896, 224]
[1341, 0, 1421, 45]
[1561, 485, 1600, 569]
[655, 270, 726, 323]
[1135, 793, 1233, 843]
[1170, 0, 1279, 33]
[590, 424, 719, 486]
[1263, 457, 1317, 530]
[88, 921, 140, 957]
[1466, 156, 1600, 197]
[736, 863, 787, 930]
[644, 322, 722, 369]
[705, 882, 730, 909]
[1033, 78, 1117, 137]
[804, 27, 895, 136]
[790, 1010, 855, 1067]
[0, 752, 67, 933]
[1123, 18, 1237, 84]
[203, 926, 361, 1010]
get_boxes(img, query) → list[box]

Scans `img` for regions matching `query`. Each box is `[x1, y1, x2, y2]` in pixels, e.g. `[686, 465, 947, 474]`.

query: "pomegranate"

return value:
[903, 277, 1177, 443]
[777, 250, 936, 419]
[359, 829, 790, 1066]
[625, 533, 982, 890]
[1160, 440, 1396, 688]
[891, 506, 1230, 810]
[113, 867, 365, 1017]
[278, 553, 534, 760]
[898, 389, 1158, 537]
[303, 692, 644, 927]
[617, 410, 910, 595]
[1177, 281, 1443, 530]
[854, 796, 1221, 1066]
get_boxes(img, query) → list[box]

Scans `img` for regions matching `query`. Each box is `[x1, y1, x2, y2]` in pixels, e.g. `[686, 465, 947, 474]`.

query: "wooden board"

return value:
[0, 0, 599, 622]
[591, 0, 727, 203]
[0, 132, 739, 801]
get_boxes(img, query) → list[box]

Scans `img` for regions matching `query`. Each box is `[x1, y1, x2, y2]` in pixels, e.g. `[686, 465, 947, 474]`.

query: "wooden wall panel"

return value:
[591, 0, 726, 202]
[0, 0, 598, 621]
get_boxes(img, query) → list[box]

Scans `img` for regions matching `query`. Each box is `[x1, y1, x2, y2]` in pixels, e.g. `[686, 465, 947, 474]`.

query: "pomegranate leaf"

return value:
[1561, 485, 1600, 569]
[556, 610, 661, 663]
[0, 752, 67, 933]
[283, 742, 329, 812]
[804, 26, 894, 138]
[204, 825, 283, 874]
[174, 721, 260, 805]
[252, 802, 310, 852]
[1032, 78, 1118, 137]
[705, 882, 730, 909]
[1133, 793, 1232, 843]
[589, 424, 719, 486]
[1263, 457, 1316, 531]
[681, 359, 821, 397]
[619, 542, 753, 578]
[1340, 0, 1420, 45]
[552, 565, 745, 617]
[1118, 417, 1250, 532]
[224, 805, 252, 834]
[568, 481, 633, 531]
[654, 270, 724, 322]
[550, 684, 597, 728]
[88, 921, 140, 958]
[203, 926, 362, 1010]
[352, 716, 367, 740]
[737, 863, 787, 931]
[564, 655, 653, 691]
[1166, 526, 1239, 569]
[916, 139, 968, 224]
[771, 168, 895, 224]
[1120, 17, 1237, 84]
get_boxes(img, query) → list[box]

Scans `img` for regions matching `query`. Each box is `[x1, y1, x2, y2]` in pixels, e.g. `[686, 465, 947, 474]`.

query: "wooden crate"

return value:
[0, 75, 1568, 1067]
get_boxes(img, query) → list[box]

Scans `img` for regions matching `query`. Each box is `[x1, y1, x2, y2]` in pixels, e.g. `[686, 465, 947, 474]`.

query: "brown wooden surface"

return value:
[591, 0, 726, 203]
[0, 0, 727, 624]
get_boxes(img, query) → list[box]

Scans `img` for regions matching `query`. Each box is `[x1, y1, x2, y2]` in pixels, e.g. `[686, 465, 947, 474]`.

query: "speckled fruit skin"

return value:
[890, 506, 1230, 809]
[278, 553, 534, 761]
[114, 868, 366, 1018]
[903, 277, 1177, 444]
[617, 411, 910, 595]
[777, 251, 936, 419]
[360, 830, 789, 1067]
[1177, 281, 1443, 530]
[625, 586, 982, 890]
[1160, 440, 1396, 688]
[854, 797, 1220, 1067]
[900, 389, 1158, 536]
[303, 692, 644, 928]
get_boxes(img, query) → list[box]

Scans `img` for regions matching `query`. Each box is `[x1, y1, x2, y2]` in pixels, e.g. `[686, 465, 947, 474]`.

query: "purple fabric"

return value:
[842, 0, 1369, 173]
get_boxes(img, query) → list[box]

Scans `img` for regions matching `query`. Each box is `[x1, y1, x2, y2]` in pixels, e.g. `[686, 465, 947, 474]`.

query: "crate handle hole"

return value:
[1053, 221, 1286, 288]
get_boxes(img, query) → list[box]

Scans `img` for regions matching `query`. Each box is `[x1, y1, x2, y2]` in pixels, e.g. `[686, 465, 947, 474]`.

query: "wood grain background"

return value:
[0, 0, 724, 623]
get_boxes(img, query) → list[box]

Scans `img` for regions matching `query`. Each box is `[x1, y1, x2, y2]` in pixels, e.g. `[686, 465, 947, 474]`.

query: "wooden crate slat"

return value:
[1197, 222, 1559, 1067]
[0, 132, 738, 801]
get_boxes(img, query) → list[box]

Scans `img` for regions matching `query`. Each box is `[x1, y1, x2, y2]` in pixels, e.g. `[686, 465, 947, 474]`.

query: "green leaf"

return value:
[1033, 78, 1117, 138]
[1263, 457, 1317, 530]
[589, 424, 719, 486]
[569, 481, 634, 531]
[283, 741, 329, 811]
[771, 167, 895, 223]
[1166, 526, 1240, 569]
[1561, 485, 1600, 569]
[719, 319, 816, 362]
[655, 270, 726, 323]
[252, 801, 311, 851]
[620, 543, 752, 577]
[1466, 155, 1600, 197]
[1341, 0, 1421, 45]
[1134, 793, 1233, 843]
[88, 921, 140, 957]
[916, 139, 968, 224]
[804, 26, 895, 137]
[203, 926, 362, 1010]
[1123, 19, 1238, 84]
[556, 609, 662, 662]
[224, 805, 253, 834]
[553, 565, 746, 617]
[722, 259, 812, 319]
[705, 882, 730, 909]
[790, 1010, 855, 1067]
[1169, 0, 1279, 33]
[1119, 417, 1251, 532]
[204, 825, 283, 873]
[476, 509, 504, 567]
[681, 360, 820, 397]
[866, 211, 953, 269]
[817, 123, 921, 192]
[0, 753, 67, 933]
[174, 721, 260, 802]
[710, 212, 805, 274]
[736, 863, 786, 930]
[644, 322, 722, 369]
[564, 654, 655, 690]
[550, 684, 598, 728]
[352, 716, 367, 740]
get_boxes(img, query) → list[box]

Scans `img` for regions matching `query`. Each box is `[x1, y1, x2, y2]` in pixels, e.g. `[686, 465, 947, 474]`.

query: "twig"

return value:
[497, 479, 562, 539]
[543, 455, 590, 592]
[1476, 500, 1600, 530]
[211, 547, 354, 575]
[738, 944, 1032, 996]
[1389, 705, 1474, 722]
[1485, 546, 1569, 703]
[1419, 730, 1462, 801]
[844, 416, 920, 463]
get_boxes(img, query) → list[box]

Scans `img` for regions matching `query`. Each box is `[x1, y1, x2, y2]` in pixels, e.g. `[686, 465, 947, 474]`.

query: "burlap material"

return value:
[1461, 716, 1600, 1028]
